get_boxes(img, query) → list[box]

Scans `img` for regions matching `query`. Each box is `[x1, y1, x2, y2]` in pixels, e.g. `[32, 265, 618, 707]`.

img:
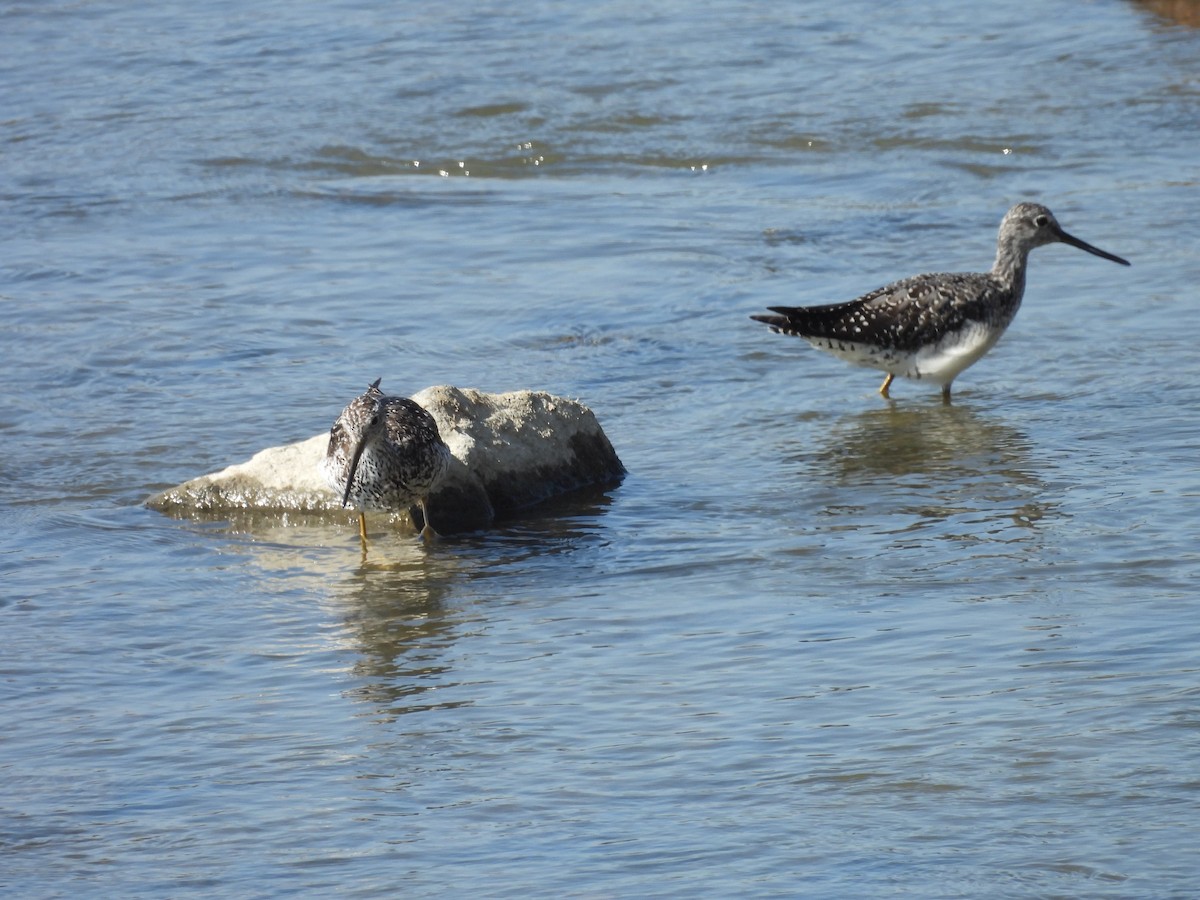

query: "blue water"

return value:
[3, 1, 1200, 896]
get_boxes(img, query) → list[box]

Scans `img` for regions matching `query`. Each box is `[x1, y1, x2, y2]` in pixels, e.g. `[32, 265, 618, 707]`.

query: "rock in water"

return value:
[146, 386, 625, 534]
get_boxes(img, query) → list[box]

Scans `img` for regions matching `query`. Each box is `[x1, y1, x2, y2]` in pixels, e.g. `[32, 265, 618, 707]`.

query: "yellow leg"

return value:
[418, 500, 439, 543]
[358, 511, 369, 544]
[879, 373, 894, 398]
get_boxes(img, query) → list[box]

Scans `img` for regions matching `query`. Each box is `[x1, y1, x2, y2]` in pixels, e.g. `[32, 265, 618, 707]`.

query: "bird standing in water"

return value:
[751, 202, 1130, 401]
[321, 379, 451, 546]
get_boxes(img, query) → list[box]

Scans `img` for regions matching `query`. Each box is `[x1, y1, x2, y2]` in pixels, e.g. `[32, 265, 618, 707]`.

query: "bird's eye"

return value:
[1034, 214, 1049, 227]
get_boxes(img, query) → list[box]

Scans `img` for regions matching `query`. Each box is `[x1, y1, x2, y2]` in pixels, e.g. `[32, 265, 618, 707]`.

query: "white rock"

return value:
[147, 386, 625, 533]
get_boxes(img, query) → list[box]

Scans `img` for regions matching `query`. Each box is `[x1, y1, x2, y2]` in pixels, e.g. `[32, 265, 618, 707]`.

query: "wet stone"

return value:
[147, 386, 626, 534]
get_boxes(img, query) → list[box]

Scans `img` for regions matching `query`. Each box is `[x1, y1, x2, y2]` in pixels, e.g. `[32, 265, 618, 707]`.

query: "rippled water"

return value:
[4, 1, 1200, 896]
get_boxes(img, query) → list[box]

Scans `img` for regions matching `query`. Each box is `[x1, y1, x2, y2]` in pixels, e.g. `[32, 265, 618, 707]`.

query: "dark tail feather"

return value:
[751, 307, 811, 337]
[750, 313, 786, 327]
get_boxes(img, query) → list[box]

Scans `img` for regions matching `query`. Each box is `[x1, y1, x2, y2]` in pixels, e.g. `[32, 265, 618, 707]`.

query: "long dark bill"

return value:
[1055, 226, 1131, 266]
[341, 437, 368, 508]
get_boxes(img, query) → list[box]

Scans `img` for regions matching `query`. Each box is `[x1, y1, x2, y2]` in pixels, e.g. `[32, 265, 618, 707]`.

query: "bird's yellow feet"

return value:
[417, 501, 439, 543]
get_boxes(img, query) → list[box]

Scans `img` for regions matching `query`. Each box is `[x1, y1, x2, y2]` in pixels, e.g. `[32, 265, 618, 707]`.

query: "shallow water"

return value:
[3, 1, 1200, 896]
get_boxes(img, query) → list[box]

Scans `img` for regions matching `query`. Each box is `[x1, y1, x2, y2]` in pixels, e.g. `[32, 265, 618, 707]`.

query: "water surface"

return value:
[3, 1, 1200, 896]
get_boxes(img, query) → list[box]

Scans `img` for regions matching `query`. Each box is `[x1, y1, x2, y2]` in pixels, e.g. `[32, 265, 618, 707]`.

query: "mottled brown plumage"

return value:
[320, 379, 451, 543]
[752, 203, 1130, 400]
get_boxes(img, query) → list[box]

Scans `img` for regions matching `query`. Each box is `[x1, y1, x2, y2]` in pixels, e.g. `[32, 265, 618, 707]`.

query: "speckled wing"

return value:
[383, 397, 444, 453]
[753, 272, 1012, 352]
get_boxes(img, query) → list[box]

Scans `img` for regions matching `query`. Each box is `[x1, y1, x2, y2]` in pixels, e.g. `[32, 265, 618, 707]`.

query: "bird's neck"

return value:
[991, 239, 1030, 293]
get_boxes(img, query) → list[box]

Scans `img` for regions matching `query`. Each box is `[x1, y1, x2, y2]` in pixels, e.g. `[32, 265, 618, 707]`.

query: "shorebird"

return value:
[751, 202, 1130, 401]
[320, 379, 451, 545]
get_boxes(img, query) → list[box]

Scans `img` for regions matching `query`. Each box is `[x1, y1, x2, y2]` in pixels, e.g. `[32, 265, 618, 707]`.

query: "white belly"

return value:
[806, 321, 1005, 386]
[910, 322, 1006, 384]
